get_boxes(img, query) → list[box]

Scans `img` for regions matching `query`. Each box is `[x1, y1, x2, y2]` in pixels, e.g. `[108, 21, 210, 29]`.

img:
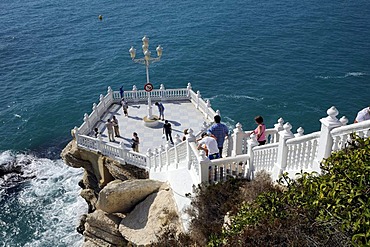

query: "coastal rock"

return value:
[104, 159, 148, 181]
[119, 189, 183, 246]
[83, 209, 127, 247]
[96, 179, 165, 214]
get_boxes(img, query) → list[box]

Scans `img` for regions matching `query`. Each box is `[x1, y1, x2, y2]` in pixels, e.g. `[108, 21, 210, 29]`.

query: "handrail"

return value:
[331, 120, 370, 136]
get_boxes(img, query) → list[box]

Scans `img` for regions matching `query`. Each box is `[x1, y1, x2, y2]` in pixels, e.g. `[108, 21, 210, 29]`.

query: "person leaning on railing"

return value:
[197, 133, 220, 160]
[354, 105, 370, 123]
[251, 115, 266, 145]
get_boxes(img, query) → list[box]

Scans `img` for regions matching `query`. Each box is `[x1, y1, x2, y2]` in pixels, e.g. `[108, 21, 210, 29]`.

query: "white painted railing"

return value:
[73, 85, 370, 186]
[331, 120, 370, 151]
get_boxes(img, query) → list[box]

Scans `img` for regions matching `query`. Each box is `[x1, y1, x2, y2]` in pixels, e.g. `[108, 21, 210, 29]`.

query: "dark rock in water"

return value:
[0, 153, 35, 189]
[77, 214, 88, 235]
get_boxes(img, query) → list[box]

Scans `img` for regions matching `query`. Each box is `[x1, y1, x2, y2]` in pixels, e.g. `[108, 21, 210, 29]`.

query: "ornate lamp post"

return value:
[129, 36, 163, 120]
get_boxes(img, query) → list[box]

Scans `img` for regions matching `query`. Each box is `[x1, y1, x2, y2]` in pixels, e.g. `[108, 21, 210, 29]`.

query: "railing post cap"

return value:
[234, 122, 243, 133]
[107, 86, 113, 94]
[199, 150, 209, 161]
[120, 141, 125, 148]
[206, 99, 211, 107]
[160, 84, 165, 90]
[216, 110, 221, 116]
[93, 102, 97, 108]
[146, 148, 153, 157]
[295, 127, 304, 137]
[187, 128, 196, 142]
[83, 113, 89, 119]
[174, 134, 181, 145]
[339, 116, 348, 126]
[187, 82, 192, 89]
[280, 122, 294, 139]
[99, 94, 104, 101]
[320, 106, 341, 128]
[247, 133, 259, 146]
[132, 85, 137, 91]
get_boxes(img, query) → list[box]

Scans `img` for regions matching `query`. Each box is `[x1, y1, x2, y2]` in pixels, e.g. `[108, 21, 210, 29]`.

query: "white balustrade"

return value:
[73, 85, 370, 187]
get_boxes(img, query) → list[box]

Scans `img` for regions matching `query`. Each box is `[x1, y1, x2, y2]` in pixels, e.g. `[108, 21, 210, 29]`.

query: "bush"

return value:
[212, 135, 370, 246]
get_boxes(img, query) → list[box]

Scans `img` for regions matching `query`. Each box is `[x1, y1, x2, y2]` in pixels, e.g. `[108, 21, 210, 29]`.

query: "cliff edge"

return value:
[61, 140, 184, 246]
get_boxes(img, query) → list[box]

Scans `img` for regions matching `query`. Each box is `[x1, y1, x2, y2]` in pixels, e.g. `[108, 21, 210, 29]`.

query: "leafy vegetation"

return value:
[212, 135, 369, 246]
[153, 135, 370, 246]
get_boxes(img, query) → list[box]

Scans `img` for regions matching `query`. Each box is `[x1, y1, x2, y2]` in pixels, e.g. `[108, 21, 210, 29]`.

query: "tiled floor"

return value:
[92, 100, 211, 153]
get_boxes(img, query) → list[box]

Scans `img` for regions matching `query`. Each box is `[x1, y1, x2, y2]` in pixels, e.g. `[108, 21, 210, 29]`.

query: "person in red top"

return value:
[251, 115, 266, 145]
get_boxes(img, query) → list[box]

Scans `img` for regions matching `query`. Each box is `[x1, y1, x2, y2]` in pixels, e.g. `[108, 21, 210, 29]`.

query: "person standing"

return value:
[131, 132, 140, 152]
[251, 115, 266, 145]
[105, 119, 115, 142]
[207, 115, 229, 158]
[354, 106, 370, 123]
[119, 86, 124, 98]
[121, 98, 128, 117]
[197, 133, 220, 160]
[155, 102, 165, 120]
[112, 116, 120, 137]
[163, 120, 174, 144]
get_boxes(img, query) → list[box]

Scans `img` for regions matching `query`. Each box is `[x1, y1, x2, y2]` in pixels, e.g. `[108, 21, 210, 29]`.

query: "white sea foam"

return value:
[0, 151, 86, 246]
[315, 72, 366, 79]
[207, 94, 264, 101]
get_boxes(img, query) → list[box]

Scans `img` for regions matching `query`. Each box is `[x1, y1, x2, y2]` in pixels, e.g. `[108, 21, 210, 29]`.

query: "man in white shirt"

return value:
[354, 106, 370, 123]
[197, 133, 220, 160]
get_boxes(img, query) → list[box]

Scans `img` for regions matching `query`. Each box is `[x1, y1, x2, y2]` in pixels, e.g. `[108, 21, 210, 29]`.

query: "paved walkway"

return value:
[92, 100, 211, 153]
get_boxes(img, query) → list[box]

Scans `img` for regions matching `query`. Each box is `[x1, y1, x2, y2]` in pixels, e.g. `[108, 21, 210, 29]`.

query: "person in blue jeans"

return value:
[155, 102, 165, 120]
[207, 115, 229, 158]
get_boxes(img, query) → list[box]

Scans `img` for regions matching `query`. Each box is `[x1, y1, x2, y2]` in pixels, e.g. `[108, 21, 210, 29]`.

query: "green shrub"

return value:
[213, 135, 370, 246]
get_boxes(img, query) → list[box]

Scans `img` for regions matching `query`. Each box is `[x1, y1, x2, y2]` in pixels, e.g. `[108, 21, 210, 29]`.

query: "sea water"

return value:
[1, 0, 369, 245]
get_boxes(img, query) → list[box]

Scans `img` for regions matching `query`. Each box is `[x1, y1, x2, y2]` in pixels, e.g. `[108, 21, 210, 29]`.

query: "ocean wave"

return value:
[207, 94, 264, 101]
[0, 151, 86, 246]
[315, 72, 366, 79]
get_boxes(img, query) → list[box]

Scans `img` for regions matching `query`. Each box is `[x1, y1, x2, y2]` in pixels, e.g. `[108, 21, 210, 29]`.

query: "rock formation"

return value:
[61, 140, 184, 246]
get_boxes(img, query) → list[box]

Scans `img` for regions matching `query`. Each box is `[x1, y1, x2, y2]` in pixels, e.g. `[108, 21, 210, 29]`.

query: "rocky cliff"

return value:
[61, 140, 183, 246]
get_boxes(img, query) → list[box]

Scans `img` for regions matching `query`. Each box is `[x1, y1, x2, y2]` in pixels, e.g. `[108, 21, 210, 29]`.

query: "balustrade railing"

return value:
[285, 132, 320, 172]
[73, 84, 370, 187]
[330, 119, 370, 151]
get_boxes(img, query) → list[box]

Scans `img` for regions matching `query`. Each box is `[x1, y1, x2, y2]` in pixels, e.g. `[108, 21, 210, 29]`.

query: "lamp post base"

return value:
[143, 115, 160, 127]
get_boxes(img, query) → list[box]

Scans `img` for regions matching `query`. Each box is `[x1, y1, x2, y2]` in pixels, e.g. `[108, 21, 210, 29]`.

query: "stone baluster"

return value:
[294, 127, 304, 137]
[107, 86, 113, 101]
[158, 145, 164, 171]
[165, 142, 170, 168]
[154, 148, 159, 172]
[232, 123, 244, 156]
[186, 83, 192, 97]
[246, 133, 259, 179]
[196, 91, 201, 109]
[186, 128, 196, 169]
[73, 126, 79, 143]
[273, 122, 294, 180]
[173, 134, 181, 168]
[99, 94, 105, 108]
[160, 84, 165, 100]
[206, 99, 211, 120]
[119, 141, 125, 159]
[200, 121, 208, 133]
[273, 117, 284, 143]
[339, 116, 348, 126]
[199, 150, 212, 184]
[96, 134, 102, 152]
[83, 113, 90, 132]
[92, 103, 98, 117]
[146, 148, 153, 169]
[132, 85, 138, 102]
[315, 106, 342, 170]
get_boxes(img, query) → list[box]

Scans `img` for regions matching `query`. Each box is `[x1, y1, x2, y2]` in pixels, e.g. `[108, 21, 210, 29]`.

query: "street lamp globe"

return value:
[129, 46, 136, 59]
[156, 45, 163, 57]
[142, 36, 149, 50]
[144, 50, 151, 61]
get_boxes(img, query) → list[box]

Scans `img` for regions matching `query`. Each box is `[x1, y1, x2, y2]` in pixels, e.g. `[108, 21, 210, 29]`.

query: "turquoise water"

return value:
[1, 0, 369, 245]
